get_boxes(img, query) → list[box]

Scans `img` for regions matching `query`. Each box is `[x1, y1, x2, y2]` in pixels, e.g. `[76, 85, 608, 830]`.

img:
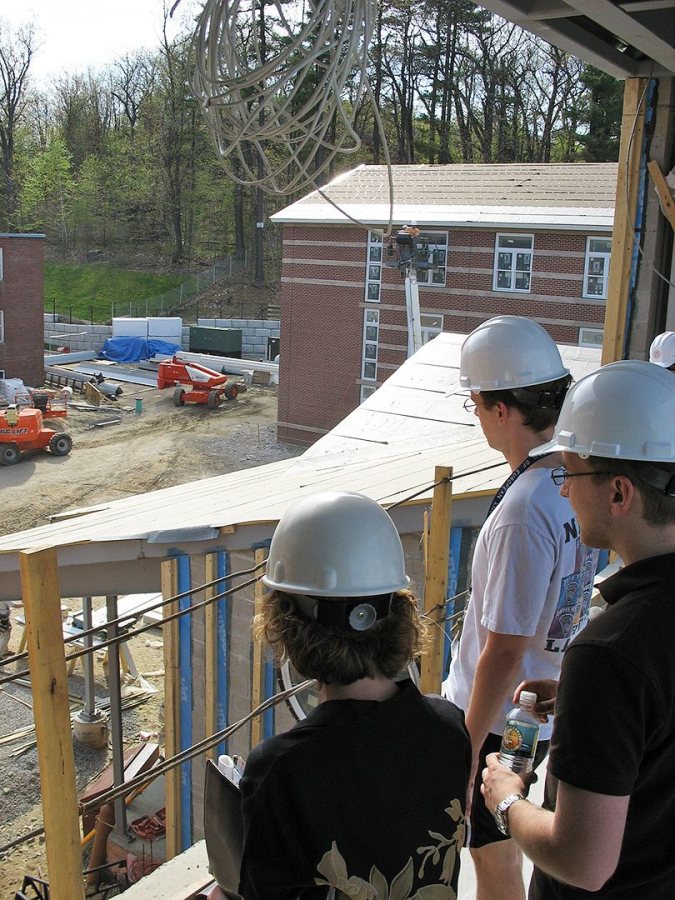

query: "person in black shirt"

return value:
[212, 490, 471, 900]
[481, 360, 675, 899]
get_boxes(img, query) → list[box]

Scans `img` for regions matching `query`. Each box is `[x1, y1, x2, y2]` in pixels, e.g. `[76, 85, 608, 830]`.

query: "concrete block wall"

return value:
[44, 316, 280, 360]
[196, 318, 280, 360]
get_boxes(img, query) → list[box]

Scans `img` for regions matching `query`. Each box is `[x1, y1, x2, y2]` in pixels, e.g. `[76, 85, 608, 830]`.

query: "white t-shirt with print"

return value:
[443, 466, 598, 740]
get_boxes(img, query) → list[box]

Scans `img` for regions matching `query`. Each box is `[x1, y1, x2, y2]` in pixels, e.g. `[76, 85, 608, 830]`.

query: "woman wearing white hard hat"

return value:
[219, 490, 470, 899]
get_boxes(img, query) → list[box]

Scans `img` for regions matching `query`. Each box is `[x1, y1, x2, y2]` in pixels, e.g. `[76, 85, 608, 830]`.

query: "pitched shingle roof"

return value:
[271, 162, 617, 230]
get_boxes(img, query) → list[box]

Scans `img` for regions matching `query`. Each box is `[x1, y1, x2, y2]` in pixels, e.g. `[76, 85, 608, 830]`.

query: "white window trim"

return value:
[0, 310, 4, 344]
[420, 313, 443, 345]
[583, 236, 611, 300]
[415, 231, 448, 287]
[578, 327, 604, 349]
[493, 233, 534, 293]
[365, 231, 383, 303]
[361, 307, 379, 383]
[0, 248, 4, 282]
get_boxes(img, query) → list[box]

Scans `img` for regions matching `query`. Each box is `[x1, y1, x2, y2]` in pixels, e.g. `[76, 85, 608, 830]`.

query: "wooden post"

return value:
[162, 557, 181, 859]
[20, 546, 85, 900]
[250, 548, 267, 747]
[647, 160, 675, 233]
[602, 77, 649, 364]
[204, 553, 218, 760]
[420, 466, 453, 695]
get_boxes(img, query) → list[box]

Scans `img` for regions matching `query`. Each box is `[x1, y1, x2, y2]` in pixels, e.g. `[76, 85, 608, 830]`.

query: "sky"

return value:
[0, 0, 200, 84]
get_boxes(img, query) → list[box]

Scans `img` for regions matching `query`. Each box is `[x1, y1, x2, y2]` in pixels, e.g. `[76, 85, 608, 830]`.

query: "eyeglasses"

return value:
[463, 396, 476, 413]
[550, 467, 613, 486]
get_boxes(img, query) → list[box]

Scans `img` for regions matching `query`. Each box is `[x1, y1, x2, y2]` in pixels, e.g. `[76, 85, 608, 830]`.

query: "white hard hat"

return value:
[460, 316, 569, 392]
[533, 360, 675, 461]
[263, 491, 409, 598]
[649, 331, 675, 368]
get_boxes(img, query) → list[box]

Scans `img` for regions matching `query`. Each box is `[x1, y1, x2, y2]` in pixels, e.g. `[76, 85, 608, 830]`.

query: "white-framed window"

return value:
[365, 232, 383, 302]
[360, 384, 376, 403]
[493, 233, 533, 292]
[583, 237, 612, 299]
[578, 327, 604, 349]
[416, 232, 448, 286]
[0, 248, 4, 281]
[361, 307, 379, 382]
[420, 313, 443, 344]
[0, 310, 4, 344]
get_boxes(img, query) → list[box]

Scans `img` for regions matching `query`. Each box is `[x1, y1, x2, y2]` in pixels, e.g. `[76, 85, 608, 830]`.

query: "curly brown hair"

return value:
[254, 589, 429, 685]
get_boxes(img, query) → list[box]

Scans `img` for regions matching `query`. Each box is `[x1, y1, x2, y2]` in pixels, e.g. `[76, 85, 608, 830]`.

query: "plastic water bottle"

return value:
[498, 690, 541, 774]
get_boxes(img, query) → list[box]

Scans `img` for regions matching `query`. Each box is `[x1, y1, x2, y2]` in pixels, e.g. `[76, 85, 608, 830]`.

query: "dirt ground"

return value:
[0, 368, 300, 897]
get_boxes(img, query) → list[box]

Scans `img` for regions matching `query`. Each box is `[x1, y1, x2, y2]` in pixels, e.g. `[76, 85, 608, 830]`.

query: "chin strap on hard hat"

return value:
[291, 593, 394, 631]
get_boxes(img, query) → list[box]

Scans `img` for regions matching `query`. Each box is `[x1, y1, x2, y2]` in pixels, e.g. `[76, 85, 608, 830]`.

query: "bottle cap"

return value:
[520, 690, 537, 705]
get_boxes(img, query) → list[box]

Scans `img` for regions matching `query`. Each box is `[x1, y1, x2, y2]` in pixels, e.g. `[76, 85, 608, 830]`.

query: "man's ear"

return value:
[608, 475, 635, 517]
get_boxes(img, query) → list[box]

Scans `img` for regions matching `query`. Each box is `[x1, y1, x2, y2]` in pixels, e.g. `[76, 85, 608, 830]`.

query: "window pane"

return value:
[364, 343, 377, 359]
[586, 276, 604, 296]
[363, 362, 376, 379]
[515, 272, 531, 291]
[588, 257, 605, 276]
[498, 235, 532, 249]
[497, 271, 512, 289]
[432, 269, 446, 285]
[366, 309, 379, 324]
[497, 252, 512, 270]
[365, 325, 378, 341]
[368, 264, 381, 280]
[515, 253, 531, 272]
[369, 246, 382, 262]
[367, 282, 380, 301]
[589, 239, 611, 254]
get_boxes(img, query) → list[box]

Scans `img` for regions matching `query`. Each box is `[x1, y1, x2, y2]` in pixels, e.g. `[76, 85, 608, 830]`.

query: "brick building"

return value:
[0, 233, 45, 386]
[271, 163, 617, 444]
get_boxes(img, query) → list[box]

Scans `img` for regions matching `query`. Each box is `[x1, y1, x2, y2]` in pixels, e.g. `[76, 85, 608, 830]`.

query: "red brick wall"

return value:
[0, 235, 45, 386]
[277, 224, 607, 444]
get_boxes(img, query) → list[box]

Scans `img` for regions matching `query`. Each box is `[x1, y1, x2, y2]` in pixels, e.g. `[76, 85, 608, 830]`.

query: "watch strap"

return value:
[495, 792, 526, 837]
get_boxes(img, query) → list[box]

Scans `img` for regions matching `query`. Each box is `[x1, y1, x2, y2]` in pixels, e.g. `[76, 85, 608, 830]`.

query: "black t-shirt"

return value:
[532, 552, 675, 899]
[238, 680, 471, 899]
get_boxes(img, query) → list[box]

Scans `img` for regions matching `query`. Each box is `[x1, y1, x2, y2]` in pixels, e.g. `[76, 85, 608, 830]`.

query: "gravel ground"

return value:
[0, 373, 301, 896]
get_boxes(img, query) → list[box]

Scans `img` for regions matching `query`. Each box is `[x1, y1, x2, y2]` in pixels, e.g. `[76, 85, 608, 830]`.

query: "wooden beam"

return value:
[250, 548, 267, 748]
[420, 467, 453, 695]
[20, 546, 85, 900]
[647, 159, 675, 233]
[602, 77, 649, 364]
[162, 557, 181, 859]
[204, 553, 217, 760]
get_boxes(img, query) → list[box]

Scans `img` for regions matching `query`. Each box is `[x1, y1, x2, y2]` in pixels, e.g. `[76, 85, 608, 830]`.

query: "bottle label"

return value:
[500, 720, 539, 760]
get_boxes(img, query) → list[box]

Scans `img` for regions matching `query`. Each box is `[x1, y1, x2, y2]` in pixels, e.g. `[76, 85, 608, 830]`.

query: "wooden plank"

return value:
[602, 77, 649, 364]
[204, 554, 218, 761]
[20, 546, 85, 900]
[162, 557, 181, 859]
[647, 159, 675, 232]
[250, 548, 266, 747]
[420, 467, 453, 695]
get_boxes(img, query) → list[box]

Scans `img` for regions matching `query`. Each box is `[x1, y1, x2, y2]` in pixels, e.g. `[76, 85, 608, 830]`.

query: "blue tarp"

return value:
[98, 337, 180, 363]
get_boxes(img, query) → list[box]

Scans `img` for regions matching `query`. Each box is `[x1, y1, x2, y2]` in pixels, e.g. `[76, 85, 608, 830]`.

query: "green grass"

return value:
[45, 262, 185, 323]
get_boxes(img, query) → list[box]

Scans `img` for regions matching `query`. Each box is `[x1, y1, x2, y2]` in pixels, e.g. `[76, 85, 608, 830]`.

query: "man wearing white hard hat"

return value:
[482, 360, 675, 898]
[443, 316, 599, 900]
[213, 491, 471, 899]
[649, 330, 675, 370]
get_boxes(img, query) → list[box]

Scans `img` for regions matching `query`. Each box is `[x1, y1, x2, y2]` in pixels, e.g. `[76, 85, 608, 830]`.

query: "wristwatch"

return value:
[494, 792, 526, 836]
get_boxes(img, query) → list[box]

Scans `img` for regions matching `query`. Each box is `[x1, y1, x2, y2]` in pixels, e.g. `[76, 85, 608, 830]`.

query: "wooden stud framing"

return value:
[204, 553, 218, 760]
[162, 557, 181, 859]
[250, 547, 267, 748]
[20, 547, 85, 900]
[602, 77, 649, 364]
[647, 159, 675, 233]
[420, 466, 453, 695]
